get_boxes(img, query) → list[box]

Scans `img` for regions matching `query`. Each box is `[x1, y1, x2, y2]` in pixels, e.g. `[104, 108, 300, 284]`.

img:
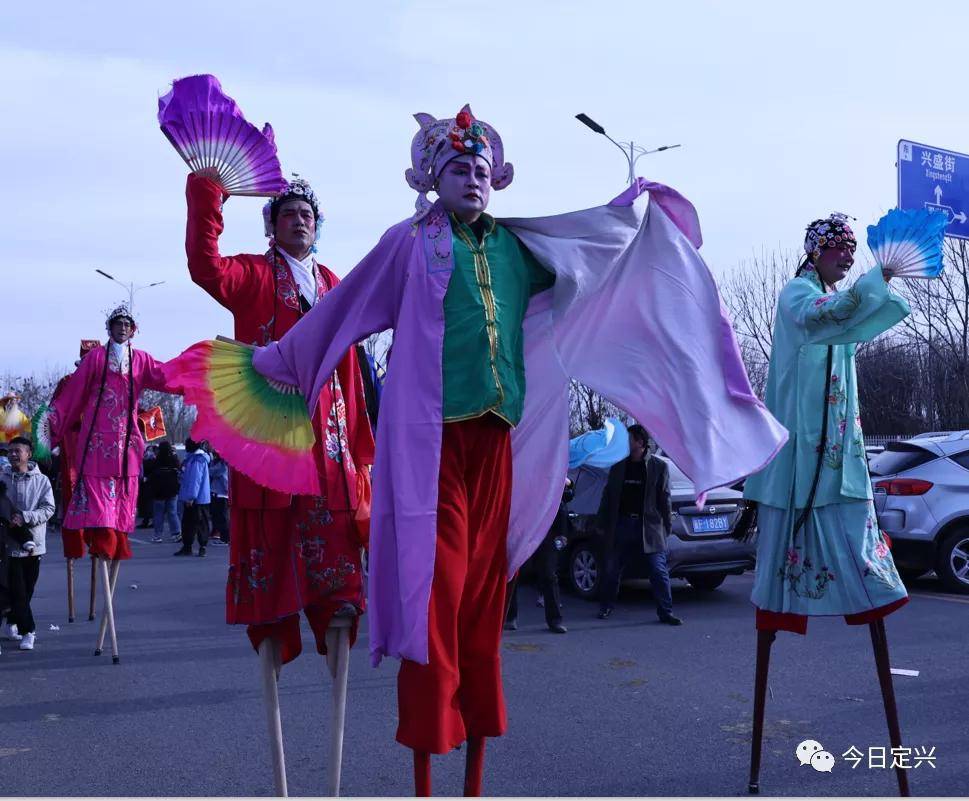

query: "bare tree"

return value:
[719, 249, 798, 399]
[894, 237, 969, 430]
[568, 380, 629, 437]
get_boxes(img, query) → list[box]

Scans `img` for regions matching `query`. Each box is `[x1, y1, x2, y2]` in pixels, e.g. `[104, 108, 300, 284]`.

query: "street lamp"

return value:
[575, 113, 681, 185]
[94, 269, 165, 312]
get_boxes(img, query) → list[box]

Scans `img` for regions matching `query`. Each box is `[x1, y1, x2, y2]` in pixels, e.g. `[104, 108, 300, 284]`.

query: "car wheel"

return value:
[687, 573, 727, 591]
[936, 530, 969, 594]
[569, 543, 601, 601]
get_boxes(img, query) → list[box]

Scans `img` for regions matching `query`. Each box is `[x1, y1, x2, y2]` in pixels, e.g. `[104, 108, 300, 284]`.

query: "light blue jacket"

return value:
[744, 267, 909, 509]
[178, 450, 211, 505]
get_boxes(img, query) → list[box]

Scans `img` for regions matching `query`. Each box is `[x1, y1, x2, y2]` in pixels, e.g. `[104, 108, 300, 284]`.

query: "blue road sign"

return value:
[898, 139, 969, 240]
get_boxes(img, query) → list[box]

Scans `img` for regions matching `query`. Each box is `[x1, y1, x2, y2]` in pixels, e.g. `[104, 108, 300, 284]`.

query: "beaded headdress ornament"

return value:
[803, 213, 857, 269]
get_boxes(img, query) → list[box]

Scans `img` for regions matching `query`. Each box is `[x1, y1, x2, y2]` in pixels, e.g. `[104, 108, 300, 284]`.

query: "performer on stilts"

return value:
[182, 171, 373, 795]
[170, 103, 788, 795]
[45, 306, 176, 664]
[742, 213, 916, 796]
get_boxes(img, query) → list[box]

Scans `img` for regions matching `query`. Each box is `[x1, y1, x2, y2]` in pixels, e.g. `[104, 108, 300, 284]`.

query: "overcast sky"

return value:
[4, 1, 968, 376]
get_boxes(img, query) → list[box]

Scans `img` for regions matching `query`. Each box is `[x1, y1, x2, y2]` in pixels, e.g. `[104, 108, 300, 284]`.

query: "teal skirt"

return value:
[751, 500, 908, 617]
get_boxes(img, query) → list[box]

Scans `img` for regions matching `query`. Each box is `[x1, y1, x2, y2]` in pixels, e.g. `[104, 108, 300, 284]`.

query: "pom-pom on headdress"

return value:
[803, 213, 858, 266]
[105, 303, 137, 334]
[262, 175, 325, 247]
[405, 104, 514, 222]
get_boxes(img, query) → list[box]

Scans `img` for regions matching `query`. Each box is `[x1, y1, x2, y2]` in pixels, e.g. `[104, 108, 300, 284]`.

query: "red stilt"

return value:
[869, 620, 910, 797]
[748, 629, 776, 794]
[464, 736, 486, 797]
[414, 750, 431, 797]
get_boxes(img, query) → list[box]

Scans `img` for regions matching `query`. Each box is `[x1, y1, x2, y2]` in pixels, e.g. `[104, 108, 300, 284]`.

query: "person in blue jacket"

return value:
[174, 439, 211, 557]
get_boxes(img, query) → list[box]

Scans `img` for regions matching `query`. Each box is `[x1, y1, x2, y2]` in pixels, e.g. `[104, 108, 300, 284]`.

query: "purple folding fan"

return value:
[158, 74, 287, 197]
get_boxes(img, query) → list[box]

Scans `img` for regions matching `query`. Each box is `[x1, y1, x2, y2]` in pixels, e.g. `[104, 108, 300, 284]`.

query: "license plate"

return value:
[692, 514, 731, 534]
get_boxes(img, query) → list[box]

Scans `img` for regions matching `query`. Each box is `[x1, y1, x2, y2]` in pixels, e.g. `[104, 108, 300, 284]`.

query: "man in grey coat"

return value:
[1, 437, 56, 651]
[596, 425, 682, 625]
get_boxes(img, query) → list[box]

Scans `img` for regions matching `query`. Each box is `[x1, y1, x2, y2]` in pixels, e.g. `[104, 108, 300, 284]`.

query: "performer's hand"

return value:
[881, 265, 896, 282]
[185, 500, 194, 507]
[10, 513, 24, 527]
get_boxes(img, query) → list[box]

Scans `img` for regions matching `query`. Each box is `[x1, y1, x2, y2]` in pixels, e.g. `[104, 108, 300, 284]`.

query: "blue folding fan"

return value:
[866, 208, 948, 279]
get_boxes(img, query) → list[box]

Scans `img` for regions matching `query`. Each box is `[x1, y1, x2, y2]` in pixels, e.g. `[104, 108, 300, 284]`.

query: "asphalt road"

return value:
[2, 529, 966, 797]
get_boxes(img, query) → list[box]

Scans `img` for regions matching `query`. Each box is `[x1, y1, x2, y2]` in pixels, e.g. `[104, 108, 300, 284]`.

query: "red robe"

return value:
[185, 174, 375, 661]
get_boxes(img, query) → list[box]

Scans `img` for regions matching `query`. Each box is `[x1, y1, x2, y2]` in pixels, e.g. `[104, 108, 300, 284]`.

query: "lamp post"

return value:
[575, 113, 681, 185]
[94, 269, 165, 312]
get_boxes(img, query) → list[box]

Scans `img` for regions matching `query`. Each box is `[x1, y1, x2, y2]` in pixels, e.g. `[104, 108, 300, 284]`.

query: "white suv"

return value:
[870, 432, 969, 594]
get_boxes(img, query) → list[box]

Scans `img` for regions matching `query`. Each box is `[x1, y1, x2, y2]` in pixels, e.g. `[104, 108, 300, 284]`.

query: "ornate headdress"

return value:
[803, 213, 857, 266]
[105, 303, 137, 333]
[405, 104, 514, 222]
[262, 175, 324, 246]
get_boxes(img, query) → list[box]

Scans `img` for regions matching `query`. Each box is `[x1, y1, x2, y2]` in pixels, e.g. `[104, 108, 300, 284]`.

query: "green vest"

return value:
[442, 213, 555, 425]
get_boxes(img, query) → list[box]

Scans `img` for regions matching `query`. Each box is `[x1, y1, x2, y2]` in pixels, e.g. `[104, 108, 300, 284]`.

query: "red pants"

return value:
[755, 597, 909, 634]
[396, 415, 513, 754]
[227, 500, 364, 666]
[62, 528, 86, 559]
[84, 528, 132, 561]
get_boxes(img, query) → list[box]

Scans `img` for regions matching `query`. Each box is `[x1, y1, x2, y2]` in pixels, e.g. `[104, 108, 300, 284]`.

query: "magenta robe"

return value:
[49, 344, 173, 533]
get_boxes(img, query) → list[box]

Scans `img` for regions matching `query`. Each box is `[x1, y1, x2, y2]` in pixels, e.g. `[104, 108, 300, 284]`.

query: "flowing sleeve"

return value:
[252, 223, 408, 414]
[140, 351, 181, 394]
[782, 267, 910, 346]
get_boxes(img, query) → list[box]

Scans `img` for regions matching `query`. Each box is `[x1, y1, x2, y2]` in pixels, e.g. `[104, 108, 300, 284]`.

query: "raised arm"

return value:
[185, 173, 262, 310]
[252, 223, 409, 414]
[782, 267, 910, 346]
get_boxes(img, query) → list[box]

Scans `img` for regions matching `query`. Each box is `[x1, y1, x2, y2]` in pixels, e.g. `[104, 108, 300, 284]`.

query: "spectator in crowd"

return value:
[597, 425, 682, 626]
[0, 443, 9, 470]
[505, 477, 571, 634]
[0, 437, 55, 652]
[148, 441, 181, 544]
[138, 443, 158, 529]
[174, 438, 211, 557]
[208, 451, 229, 545]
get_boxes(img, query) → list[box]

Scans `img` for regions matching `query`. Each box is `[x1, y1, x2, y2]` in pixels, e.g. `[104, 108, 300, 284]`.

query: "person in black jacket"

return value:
[505, 478, 571, 634]
[597, 425, 682, 625]
[148, 442, 181, 544]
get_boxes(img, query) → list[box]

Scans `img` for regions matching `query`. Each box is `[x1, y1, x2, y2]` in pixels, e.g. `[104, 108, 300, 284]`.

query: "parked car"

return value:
[561, 458, 756, 601]
[869, 432, 969, 594]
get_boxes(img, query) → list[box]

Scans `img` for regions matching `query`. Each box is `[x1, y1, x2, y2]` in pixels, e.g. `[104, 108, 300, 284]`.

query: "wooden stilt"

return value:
[88, 556, 97, 621]
[258, 638, 288, 797]
[869, 620, 910, 797]
[748, 629, 776, 794]
[414, 750, 431, 797]
[463, 736, 486, 797]
[324, 618, 352, 797]
[95, 558, 121, 655]
[67, 558, 76, 623]
[97, 558, 120, 664]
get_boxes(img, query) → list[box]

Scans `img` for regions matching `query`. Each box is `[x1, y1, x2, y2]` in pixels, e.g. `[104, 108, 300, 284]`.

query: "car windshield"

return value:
[868, 442, 938, 476]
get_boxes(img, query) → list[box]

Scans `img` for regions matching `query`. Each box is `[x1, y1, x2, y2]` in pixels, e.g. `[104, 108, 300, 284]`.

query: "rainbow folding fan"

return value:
[158, 74, 287, 197]
[866, 208, 948, 279]
[31, 403, 52, 461]
[164, 338, 320, 495]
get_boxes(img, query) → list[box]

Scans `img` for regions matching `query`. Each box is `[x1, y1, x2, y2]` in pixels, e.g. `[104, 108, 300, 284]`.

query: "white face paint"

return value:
[796, 739, 824, 766]
[435, 154, 492, 223]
